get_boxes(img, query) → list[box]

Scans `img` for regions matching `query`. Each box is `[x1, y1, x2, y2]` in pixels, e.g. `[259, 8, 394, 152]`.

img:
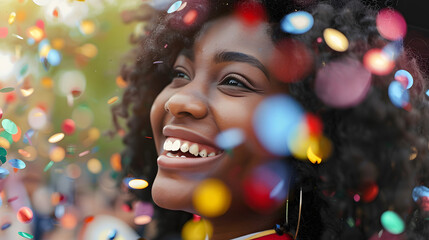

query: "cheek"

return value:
[150, 92, 168, 152]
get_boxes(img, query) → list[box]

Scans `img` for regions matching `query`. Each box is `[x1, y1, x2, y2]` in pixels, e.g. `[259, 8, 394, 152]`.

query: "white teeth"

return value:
[189, 144, 199, 156]
[163, 140, 173, 151]
[166, 152, 174, 157]
[175, 155, 179, 157]
[180, 155, 186, 158]
[208, 152, 215, 157]
[180, 142, 189, 153]
[171, 140, 181, 151]
[199, 149, 207, 157]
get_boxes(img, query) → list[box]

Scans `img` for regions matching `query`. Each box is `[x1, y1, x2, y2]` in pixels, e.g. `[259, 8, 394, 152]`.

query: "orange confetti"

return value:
[53, 8, 59, 18]
[107, 96, 119, 105]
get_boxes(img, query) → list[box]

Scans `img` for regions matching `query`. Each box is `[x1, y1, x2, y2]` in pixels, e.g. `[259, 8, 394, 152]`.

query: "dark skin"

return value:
[150, 15, 288, 239]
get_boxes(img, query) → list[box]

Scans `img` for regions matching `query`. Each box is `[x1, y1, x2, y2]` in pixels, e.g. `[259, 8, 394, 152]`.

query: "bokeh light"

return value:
[243, 160, 290, 213]
[315, 57, 371, 108]
[49, 146, 65, 162]
[87, 158, 102, 174]
[128, 179, 149, 190]
[215, 128, 244, 150]
[280, 11, 313, 34]
[323, 28, 349, 52]
[253, 94, 304, 156]
[363, 48, 395, 76]
[394, 69, 413, 89]
[193, 179, 231, 218]
[17, 207, 34, 223]
[181, 218, 213, 240]
[134, 201, 154, 225]
[376, 9, 407, 41]
[380, 211, 405, 235]
[388, 80, 409, 108]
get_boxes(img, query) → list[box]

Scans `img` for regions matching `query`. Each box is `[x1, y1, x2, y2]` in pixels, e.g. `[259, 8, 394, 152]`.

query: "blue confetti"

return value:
[0, 167, 9, 179]
[394, 69, 413, 89]
[167, 1, 182, 14]
[215, 128, 244, 150]
[412, 186, 429, 202]
[388, 80, 409, 108]
[281, 11, 314, 34]
[8, 158, 26, 169]
[253, 94, 304, 156]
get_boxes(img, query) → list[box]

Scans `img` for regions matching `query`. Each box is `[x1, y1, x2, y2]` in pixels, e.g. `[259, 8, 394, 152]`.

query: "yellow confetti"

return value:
[48, 133, 65, 143]
[107, 96, 119, 105]
[323, 28, 349, 52]
[9, 12, 16, 25]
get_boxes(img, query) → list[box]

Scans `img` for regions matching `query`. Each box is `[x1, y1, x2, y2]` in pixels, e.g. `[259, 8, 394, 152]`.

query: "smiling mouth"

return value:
[163, 137, 223, 158]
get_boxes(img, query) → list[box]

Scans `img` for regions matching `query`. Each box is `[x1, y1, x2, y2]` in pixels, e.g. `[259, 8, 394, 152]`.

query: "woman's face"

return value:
[150, 15, 283, 214]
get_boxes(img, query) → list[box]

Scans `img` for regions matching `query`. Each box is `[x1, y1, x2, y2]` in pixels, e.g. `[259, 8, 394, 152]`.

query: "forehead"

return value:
[192, 16, 275, 61]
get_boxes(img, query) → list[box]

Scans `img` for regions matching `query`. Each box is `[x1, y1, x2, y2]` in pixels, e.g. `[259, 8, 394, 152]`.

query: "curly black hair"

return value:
[113, 0, 429, 239]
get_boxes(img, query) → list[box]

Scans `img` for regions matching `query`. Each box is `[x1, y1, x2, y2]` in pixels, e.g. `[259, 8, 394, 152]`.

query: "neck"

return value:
[208, 210, 280, 240]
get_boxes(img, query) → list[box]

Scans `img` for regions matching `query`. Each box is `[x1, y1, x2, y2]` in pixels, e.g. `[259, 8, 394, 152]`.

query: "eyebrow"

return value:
[214, 51, 269, 79]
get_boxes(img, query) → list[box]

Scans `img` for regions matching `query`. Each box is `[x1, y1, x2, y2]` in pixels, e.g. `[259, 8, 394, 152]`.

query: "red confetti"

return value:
[0, 27, 8, 38]
[235, 1, 266, 25]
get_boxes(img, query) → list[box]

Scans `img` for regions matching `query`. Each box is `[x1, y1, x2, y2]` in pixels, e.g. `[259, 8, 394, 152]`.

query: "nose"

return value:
[165, 89, 209, 119]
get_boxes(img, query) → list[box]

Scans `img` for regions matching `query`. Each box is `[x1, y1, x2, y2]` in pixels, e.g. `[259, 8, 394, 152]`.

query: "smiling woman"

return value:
[113, 0, 429, 239]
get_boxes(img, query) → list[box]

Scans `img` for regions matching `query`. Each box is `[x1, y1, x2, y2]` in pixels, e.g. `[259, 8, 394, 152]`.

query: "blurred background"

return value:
[0, 0, 142, 239]
[0, 0, 427, 240]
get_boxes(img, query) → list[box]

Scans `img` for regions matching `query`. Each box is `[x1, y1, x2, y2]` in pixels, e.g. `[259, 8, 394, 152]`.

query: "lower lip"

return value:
[157, 151, 225, 171]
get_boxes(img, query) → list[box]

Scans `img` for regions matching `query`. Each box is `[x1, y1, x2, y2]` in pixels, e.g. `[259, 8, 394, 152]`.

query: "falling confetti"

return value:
[193, 179, 231, 217]
[128, 179, 149, 189]
[43, 161, 54, 172]
[167, 1, 183, 13]
[0, 87, 15, 93]
[9, 12, 17, 25]
[48, 133, 65, 143]
[17, 207, 33, 223]
[323, 28, 349, 52]
[376, 9, 407, 41]
[8, 159, 26, 169]
[18, 232, 34, 239]
[281, 11, 314, 34]
[107, 96, 119, 104]
[381, 211, 405, 235]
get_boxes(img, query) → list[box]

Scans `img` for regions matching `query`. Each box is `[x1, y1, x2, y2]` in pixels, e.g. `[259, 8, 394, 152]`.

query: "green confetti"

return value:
[0, 147, 6, 156]
[43, 161, 54, 172]
[2, 119, 18, 135]
[0, 87, 14, 93]
[0, 156, 6, 164]
[18, 232, 33, 239]
[381, 211, 405, 235]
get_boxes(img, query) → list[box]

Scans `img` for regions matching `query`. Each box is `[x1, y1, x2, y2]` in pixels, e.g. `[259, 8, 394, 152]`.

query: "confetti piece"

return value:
[0, 27, 8, 38]
[87, 158, 102, 174]
[388, 80, 409, 108]
[376, 9, 407, 41]
[0, 147, 7, 156]
[2, 119, 18, 135]
[48, 133, 65, 143]
[134, 201, 154, 225]
[107, 229, 118, 240]
[183, 9, 198, 25]
[281, 11, 313, 34]
[215, 128, 244, 150]
[153, 61, 163, 64]
[12, 34, 24, 40]
[394, 69, 413, 89]
[0, 87, 15, 93]
[128, 179, 149, 189]
[323, 28, 349, 52]
[363, 48, 395, 76]
[49, 146, 65, 162]
[8, 159, 26, 169]
[381, 211, 405, 235]
[18, 149, 31, 158]
[1, 222, 11, 230]
[193, 179, 231, 217]
[7, 196, 18, 202]
[47, 49, 61, 66]
[78, 150, 90, 157]
[426, 90, 429, 97]
[18, 231, 33, 239]
[62, 119, 75, 135]
[43, 161, 54, 172]
[17, 207, 33, 223]
[107, 96, 119, 104]
[167, 1, 182, 13]
[9, 12, 16, 25]
[0, 167, 9, 179]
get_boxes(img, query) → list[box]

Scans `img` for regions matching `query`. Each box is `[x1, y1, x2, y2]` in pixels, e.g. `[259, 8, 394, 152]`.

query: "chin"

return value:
[151, 170, 196, 212]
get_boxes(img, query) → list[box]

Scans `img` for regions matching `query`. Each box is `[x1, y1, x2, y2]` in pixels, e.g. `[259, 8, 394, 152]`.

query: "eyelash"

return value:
[172, 69, 253, 90]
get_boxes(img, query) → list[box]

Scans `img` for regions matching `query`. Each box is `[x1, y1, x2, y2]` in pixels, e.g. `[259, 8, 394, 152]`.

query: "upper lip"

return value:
[162, 125, 219, 149]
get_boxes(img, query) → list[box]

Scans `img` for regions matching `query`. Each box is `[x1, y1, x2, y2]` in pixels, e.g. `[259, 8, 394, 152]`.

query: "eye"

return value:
[172, 70, 191, 81]
[220, 74, 252, 90]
